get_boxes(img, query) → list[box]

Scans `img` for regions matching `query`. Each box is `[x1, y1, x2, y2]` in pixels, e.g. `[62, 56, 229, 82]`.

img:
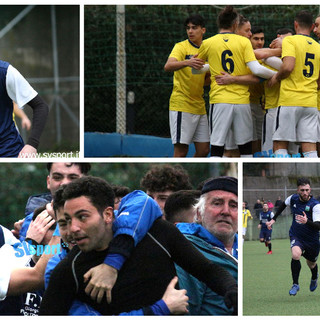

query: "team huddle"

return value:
[165, 5, 320, 158]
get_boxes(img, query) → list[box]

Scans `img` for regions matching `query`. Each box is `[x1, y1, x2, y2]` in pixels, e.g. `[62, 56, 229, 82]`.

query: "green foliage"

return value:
[244, 239, 320, 315]
[85, 5, 320, 136]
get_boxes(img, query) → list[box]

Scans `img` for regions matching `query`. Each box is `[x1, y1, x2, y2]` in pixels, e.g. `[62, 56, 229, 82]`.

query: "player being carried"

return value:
[266, 178, 320, 296]
[258, 202, 274, 254]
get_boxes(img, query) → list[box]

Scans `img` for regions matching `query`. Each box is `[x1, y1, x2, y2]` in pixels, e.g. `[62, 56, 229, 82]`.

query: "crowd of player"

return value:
[0, 162, 238, 315]
[165, 5, 320, 158]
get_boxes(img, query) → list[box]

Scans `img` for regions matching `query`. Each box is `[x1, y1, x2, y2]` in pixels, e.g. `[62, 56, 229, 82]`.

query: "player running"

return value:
[266, 178, 320, 296]
[258, 202, 274, 254]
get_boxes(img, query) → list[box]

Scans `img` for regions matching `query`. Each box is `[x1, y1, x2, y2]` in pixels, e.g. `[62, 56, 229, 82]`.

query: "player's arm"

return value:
[215, 72, 260, 85]
[254, 48, 282, 60]
[164, 55, 205, 72]
[247, 60, 277, 79]
[84, 191, 162, 303]
[296, 204, 320, 230]
[13, 102, 31, 131]
[7, 235, 60, 295]
[268, 56, 295, 87]
[263, 56, 283, 71]
[18, 95, 49, 157]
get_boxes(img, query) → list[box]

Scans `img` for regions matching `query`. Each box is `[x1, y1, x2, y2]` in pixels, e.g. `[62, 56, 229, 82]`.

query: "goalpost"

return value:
[116, 5, 126, 134]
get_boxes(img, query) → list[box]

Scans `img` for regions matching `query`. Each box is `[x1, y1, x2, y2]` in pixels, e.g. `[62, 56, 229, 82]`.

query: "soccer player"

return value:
[268, 10, 320, 158]
[0, 60, 49, 157]
[242, 201, 252, 242]
[197, 6, 275, 157]
[258, 202, 274, 254]
[164, 14, 210, 157]
[266, 178, 320, 296]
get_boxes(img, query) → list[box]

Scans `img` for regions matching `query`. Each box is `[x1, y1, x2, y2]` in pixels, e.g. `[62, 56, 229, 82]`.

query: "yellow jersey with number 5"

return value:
[198, 33, 257, 104]
[279, 35, 320, 107]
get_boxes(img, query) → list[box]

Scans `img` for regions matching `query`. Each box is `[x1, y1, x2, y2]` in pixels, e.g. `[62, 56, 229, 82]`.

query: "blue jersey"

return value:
[0, 61, 24, 157]
[259, 211, 274, 230]
[286, 194, 320, 246]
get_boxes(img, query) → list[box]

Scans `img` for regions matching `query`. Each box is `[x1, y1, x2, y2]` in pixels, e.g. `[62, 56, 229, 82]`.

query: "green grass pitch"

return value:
[243, 239, 320, 315]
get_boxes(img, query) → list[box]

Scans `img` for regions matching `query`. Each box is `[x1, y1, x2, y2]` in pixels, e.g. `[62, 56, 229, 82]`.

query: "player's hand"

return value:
[267, 74, 278, 87]
[188, 54, 205, 70]
[269, 37, 283, 49]
[18, 145, 37, 158]
[26, 210, 55, 244]
[84, 263, 118, 304]
[215, 72, 234, 85]
[11, 218, 25, 238]
[21, 117, 32, 131]
[295, 212, 307, 224]
[162, 276, 189, 314]
[257, 224, 261, 229]
[266, 219, 274, 230]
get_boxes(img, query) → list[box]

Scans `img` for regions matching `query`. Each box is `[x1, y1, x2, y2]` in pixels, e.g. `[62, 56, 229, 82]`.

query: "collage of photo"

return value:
[0, 3, 320, 318]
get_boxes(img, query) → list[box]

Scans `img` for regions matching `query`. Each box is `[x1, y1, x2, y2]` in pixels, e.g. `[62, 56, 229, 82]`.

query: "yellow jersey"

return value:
[198, 33, 257, 104]
[243, 209, 252, 228]
[279, 35, 320, 107]
[168, 39, 206, 115]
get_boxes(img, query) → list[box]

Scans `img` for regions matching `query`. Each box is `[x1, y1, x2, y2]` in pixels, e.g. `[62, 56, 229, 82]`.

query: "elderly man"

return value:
[175, 176, 238, 315]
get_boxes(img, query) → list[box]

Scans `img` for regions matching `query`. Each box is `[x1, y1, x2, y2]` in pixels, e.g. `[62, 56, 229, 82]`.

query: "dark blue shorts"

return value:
[290, 236, 320, 262]
[259, 229, 272, 241]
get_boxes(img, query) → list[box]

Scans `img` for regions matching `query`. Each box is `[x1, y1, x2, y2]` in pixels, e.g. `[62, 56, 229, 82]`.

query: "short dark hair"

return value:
[238, 14, 249, 28]
[62, 176, 115, 214]
[32, 204, 57, 231]
[184, 14, 205, 28]
[140, 164, 192, 193]
[297, 177, 311, 187]
[251, 26, 264, 35]
[46, 163, 91, 175]
[276, 27, 294, 35]
[53, 186, 66, 216]
[112, 185, 130, 198]
[295, 10, 313, 29]
[164, 190, 201, 223]
[218, 6, 239, 29]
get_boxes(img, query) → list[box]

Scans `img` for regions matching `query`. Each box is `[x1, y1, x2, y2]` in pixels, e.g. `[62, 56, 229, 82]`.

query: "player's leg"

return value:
[306, 259, 318, 292]
[209, 103, 233, 157]
[304, 246, 319, 292]
[173, 143, 189, 157]
[193, 114, 210, 157]
[273, 106, 297, 156]
[289, 244, 302, 295]
[266, 231, 272, 254]
[296, 106, 318, 157]
[170, 111, 197, 157]
[233, 104, 253, 157]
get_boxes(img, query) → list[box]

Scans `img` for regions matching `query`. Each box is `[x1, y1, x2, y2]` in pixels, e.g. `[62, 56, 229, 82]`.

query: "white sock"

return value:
[274, 149, 289, 156]
[240, 154, 253, 158]
[303, 151, 318, 158]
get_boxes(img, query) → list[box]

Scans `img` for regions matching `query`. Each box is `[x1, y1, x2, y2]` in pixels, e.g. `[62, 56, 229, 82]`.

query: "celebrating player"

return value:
[196, 6, 276, 157]
[164, 14, 210, 157]
[268, 10, 320, 158]
[266, 178, 320, 295]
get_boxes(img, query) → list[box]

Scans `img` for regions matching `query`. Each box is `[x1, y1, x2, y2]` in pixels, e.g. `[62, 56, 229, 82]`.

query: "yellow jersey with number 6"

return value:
[198, 33, 257, 104]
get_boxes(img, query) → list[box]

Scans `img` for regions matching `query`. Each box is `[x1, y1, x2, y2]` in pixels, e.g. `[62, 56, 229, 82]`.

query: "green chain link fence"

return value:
[85, 5, 320, 137]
